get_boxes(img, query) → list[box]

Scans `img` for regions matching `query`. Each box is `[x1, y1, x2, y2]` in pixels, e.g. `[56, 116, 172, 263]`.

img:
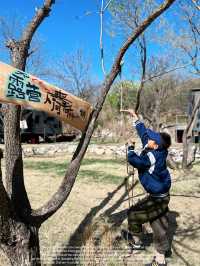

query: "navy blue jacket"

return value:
[128, 121, 171, 195]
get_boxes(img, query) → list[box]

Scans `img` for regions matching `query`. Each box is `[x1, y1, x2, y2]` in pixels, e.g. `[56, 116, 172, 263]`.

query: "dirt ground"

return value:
[0, 151, 200, 266]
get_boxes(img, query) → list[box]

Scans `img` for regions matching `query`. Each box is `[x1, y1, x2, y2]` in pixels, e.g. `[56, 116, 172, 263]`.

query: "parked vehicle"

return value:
[0, 107, 77, 143]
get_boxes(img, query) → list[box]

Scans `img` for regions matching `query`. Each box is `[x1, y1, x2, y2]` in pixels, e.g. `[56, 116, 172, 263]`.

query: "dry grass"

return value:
[0, 151, 200, 265]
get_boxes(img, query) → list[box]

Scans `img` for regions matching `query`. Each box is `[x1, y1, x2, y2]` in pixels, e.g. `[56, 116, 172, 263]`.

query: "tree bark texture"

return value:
[2, 225, 40, 266]
[0, 148, 40, 266]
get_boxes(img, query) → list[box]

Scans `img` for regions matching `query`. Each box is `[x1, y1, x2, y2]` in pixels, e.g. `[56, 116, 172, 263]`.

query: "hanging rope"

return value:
[125, 142, 135, 208]
[99, 0, 113, 76]
[118, 61, 136, 208]
[100, 0, 106, 76]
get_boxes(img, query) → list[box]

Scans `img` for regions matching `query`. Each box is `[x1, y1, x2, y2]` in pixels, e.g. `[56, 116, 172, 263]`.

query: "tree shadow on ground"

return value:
[52, 186, 200, 266]
[171, 214, 200, 266]
[142, 208, 200, 266]
[52, 178, 138, 265]
[167, 211, 179, 253]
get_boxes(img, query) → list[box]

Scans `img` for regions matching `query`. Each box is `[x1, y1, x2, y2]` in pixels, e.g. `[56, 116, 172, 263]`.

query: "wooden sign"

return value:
[0, 61, 93, 131]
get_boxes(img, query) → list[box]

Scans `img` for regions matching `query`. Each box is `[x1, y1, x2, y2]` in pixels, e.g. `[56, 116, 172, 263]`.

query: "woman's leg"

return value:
[150, 213, 169, 255]
[127, 195, 156, 244]
[127, 195, 170, 246]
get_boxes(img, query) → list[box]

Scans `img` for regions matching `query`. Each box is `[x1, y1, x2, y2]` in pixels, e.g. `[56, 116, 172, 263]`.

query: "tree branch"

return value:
[180, 4, 200, 74]
[143, 63, 191, 83]
[135, 34, 147, 113]
[22, 0, 55, 48]
[103, 0, 112, 12]
[29, 0, 176, 225]
[191, 0, 200, 11]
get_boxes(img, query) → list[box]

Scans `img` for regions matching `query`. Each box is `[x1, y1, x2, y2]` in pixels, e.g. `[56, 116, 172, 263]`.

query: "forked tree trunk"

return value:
[3, 103, 41, 266]
[1, 2, 56, 264]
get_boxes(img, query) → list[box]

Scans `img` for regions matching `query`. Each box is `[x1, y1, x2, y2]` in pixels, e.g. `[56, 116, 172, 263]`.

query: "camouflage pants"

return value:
[127, 194, 170, 254]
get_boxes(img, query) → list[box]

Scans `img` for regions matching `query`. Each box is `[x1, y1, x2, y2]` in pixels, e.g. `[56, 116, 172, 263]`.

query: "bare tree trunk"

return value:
[3, 225, 40, 266]
[182, 135, 191, 169]
[182, 98, 200, 169]
[3, 54, 41, 266]
[0, 147, 40, 266]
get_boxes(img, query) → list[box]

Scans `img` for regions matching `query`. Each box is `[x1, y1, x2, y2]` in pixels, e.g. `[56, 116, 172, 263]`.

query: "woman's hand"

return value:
[120, 109, 138, 120]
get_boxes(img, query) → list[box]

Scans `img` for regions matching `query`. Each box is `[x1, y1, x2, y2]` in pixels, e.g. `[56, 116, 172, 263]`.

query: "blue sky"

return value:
[0, 1, 118, 82]
[0, 1, 187, 84]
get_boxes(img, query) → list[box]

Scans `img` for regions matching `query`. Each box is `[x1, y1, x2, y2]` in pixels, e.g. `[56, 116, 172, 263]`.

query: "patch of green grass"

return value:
[24, 161, 69, 173]
[193, 162, 200, 170]
[78, 169, 122, 184]
[81, 158, 124, 166]
[24, 157, 125, 184]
